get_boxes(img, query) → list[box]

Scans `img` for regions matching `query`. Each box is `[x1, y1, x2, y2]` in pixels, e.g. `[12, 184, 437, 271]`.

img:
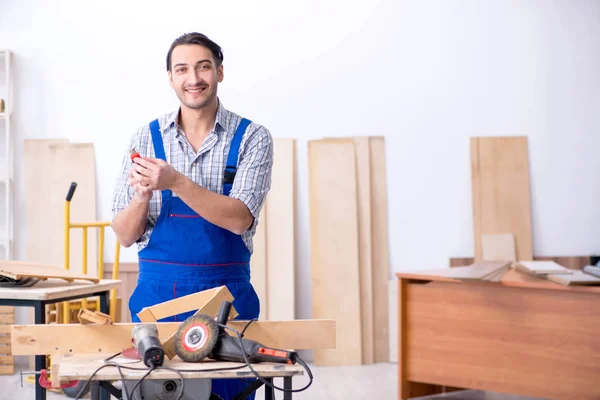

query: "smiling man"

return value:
[111, 32, 273, 400]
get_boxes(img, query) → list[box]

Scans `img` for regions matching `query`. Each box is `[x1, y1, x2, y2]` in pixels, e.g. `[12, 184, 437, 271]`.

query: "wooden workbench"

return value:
[55, 354, 305, 381]
[396, 268, 600, 400]
[0, 278, 121, 400]
[54, 354, 305, 400]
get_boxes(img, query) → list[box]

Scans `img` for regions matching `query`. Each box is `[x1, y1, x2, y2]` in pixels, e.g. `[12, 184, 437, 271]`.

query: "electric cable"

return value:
[217, 320, 314, 394]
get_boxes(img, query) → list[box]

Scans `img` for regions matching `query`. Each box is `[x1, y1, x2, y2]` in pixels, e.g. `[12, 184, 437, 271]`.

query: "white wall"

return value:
[1, 0, 599, 322]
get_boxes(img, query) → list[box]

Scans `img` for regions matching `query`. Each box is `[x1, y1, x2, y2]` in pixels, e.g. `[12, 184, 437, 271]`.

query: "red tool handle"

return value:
[130, 148, 141, 161]
[38, 369, 80, 389]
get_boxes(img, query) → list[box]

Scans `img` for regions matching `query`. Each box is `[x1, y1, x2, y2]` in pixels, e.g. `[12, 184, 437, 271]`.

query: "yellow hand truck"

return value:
[61, 182, 121, 323]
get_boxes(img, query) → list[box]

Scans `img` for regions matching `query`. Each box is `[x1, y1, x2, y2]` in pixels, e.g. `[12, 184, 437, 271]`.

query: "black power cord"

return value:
[218, 320, 314, 395]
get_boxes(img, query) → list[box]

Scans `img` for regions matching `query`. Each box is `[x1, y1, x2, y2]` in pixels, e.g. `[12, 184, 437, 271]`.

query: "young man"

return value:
[111, 32, 273, 400]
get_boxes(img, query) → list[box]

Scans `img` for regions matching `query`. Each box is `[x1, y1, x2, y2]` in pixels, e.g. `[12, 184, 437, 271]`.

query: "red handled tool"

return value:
[130, 148, 140, 161]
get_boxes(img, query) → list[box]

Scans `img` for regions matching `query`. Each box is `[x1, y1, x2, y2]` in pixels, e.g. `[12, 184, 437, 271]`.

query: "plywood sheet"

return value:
[265, 138, 295, 321]
[0, 261, 99, 283]
[481, 233, 516, 261]
[24, 141, 98, 276]
[325, 136, 374, 363]
[308, 139, 362, 366]
[369, 136, 390, 363]
[471, 137, 533, 261]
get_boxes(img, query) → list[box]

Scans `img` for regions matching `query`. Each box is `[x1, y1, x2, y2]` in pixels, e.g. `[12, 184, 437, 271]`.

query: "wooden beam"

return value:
[11, 320, 336, 355]
[137, 286, 237, 321]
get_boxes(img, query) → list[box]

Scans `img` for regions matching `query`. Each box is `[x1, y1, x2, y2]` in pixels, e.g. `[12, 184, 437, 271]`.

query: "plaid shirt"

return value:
[111, 99, 273, 254]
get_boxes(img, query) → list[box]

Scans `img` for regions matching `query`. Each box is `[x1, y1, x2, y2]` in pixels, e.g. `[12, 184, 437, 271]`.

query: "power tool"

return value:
[174, 301, 298, 365]
[132, 324, 165, 368]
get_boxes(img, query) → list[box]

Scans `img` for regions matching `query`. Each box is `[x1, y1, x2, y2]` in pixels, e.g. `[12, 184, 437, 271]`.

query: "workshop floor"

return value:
[0, 360, 547, 399]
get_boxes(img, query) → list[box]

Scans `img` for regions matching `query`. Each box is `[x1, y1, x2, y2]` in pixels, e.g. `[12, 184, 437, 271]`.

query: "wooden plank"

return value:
[370, 136, 390, 363]
[0, 279, 120, 301]
[137, 286, 237, 321]
[0, 306, 14, 313]
[327, 137, 374, 364]
[10, 319, 336, 355]
[265, 138, 295, 321]
[481, 233, 516, 261]
[0, 326, 10, 334]
[0, 314, 13, 324]
[0, 355, 13, 365]
[471, 136, 533, 262]
[405, 280, 600, 399]
[55, 354, 305, 381]
[0, 344, 11, 355]
[0, 335, 10, 344]
[250, 202, 268, 320]
[77, 309, 112, 325]
[24, 140, 98, 275]
[0, 261, 99, 283]
[451, 256, 592, 270]
[308, 139, 362, 366]
[24, 139, 70, 270]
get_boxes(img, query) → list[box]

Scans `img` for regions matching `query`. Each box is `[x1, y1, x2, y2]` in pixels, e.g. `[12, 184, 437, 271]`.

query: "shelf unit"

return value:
[0, 50, 14, 260]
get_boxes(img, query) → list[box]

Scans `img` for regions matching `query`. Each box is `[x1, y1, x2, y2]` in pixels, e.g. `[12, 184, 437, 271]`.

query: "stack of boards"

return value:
[412, 261, 511, 282]
[515, 261, 600, 286]
[307, 137, 390, 366]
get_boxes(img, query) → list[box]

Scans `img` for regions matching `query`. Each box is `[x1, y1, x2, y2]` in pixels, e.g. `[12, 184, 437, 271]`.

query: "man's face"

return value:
[168, 44, 223, 111]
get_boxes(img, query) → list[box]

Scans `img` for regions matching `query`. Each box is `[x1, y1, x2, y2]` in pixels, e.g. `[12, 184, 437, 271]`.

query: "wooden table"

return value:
[0, 278, 121, 400]
[54, 354, 305, 400]
[395, 268, 600, 400]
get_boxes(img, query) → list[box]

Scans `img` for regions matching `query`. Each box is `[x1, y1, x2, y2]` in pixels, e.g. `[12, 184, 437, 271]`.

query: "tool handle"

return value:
[217, 301, 232, 326]
[253, 345, 298, 364]
[213, 335, 297, 365]
[66, 182, 77, 202]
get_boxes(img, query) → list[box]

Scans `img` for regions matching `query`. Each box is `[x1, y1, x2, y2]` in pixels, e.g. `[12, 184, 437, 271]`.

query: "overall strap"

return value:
[223, 118, 252, 196]
[148, 119, 170, 199]
[149, 119, 166, 161]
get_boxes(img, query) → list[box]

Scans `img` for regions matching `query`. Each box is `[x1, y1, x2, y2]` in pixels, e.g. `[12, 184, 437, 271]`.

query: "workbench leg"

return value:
[264, 378, 274, 400]
[98, 292, 110, 400]
[283, 377, 292, 400]
[34, 301, 46, 400]
[99, 291, 109, 315]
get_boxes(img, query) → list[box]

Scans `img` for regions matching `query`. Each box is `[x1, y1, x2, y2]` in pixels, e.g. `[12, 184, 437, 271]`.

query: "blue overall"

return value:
[128, 118, 260, 400]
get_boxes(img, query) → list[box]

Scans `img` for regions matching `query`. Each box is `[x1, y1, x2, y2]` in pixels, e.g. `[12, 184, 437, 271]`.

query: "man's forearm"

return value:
[172, 174, 253, 235]
[112, 195, 150, 247]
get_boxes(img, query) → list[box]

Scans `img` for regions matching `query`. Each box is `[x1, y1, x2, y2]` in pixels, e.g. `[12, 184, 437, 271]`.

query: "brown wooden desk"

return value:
[396, 268, 600, 400]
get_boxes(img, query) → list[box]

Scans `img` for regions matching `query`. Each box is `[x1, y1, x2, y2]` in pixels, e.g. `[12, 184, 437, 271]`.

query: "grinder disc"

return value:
[174, 314, 219, 362]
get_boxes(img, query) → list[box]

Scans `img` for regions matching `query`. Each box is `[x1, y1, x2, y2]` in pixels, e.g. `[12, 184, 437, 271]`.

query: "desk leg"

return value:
[99, 291, 109, 315]
[34, 301, 46, 400]
[98, 292, 110, 400]
[264, 378, 274, 400]
[283, 377, 292, 400]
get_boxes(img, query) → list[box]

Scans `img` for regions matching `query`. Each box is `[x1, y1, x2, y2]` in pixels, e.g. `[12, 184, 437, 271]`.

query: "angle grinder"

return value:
[132, 324, 165, 368]
[174, 301, 298, 364]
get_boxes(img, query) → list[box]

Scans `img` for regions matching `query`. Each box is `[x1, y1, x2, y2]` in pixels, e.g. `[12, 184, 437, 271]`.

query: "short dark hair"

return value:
[166, 32, 224, 71]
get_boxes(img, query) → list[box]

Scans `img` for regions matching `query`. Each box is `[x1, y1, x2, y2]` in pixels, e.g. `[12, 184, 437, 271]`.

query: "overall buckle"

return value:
[224, 166, 237, 184]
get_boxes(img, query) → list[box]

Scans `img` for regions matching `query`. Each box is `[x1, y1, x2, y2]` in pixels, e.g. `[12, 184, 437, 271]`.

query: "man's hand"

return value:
[131, 157, 182, 191]
[128, 168, 153, 203]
